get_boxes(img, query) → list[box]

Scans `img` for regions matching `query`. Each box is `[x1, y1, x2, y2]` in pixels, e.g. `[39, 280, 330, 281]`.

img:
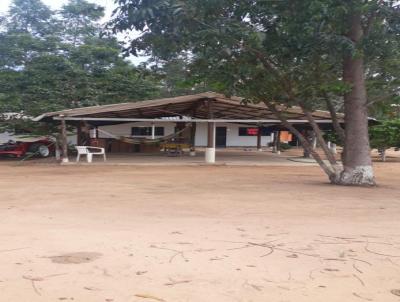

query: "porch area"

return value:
[63, 147, 317, 166]
[34, 92, 338, 165]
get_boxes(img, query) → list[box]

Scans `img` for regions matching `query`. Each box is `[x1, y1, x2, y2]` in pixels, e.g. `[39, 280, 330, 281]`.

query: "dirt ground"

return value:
[0, 161, 400, 302]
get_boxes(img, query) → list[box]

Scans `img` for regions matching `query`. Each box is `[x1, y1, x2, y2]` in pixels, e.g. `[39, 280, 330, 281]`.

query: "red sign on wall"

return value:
[247, 128, 259, 136]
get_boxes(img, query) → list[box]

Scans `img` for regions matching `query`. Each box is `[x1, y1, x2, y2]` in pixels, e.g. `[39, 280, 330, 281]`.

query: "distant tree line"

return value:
[0, 0, 163, 128]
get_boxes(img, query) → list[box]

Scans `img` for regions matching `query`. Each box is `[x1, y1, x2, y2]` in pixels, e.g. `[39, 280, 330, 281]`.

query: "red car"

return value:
[0, 139, 54, 158]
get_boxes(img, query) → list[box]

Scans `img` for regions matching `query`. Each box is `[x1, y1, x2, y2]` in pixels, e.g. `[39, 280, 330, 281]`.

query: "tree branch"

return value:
[363, 0, 384, 35]
[299, 104, 338, 168]
[190, 16, 291, 91]
[325, 97, 345, 143]
[366, 90, 400, 107]
[264, 101, 336, 179]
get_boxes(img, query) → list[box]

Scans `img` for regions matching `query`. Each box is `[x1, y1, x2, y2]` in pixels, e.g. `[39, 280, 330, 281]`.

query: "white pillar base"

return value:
[205, 147, 216, 163]
[257, 148, 263, 152]
[62, 157, 69, 163]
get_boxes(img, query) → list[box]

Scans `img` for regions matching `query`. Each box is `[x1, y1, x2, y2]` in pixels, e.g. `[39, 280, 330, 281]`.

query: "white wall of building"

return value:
[1, 122, 272, 148]
[98, 122, 272, 147]
[98, 122, 176, 139]
[194, 123, 272, 147]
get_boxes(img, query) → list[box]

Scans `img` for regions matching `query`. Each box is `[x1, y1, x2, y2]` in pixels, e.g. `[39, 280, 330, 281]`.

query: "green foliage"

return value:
[8, 0, 54, 36]
[109, 0, 400, 112]
[0, 0, 162, 135]
[370, 119, 400, 150]
[147, 56, 216, 97]
[323, 131, 340, 146]
[60, 0, 105, 45]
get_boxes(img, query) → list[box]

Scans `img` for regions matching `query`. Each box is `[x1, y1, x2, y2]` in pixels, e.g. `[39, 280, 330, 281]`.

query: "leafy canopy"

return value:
[0, 0, 162, 134]
[110, 0, 400, 113]
[370, 119, 400, 150]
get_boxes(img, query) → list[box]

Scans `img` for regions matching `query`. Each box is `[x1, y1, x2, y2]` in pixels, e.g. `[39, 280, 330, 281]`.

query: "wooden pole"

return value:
[276, 130, 281, 154]
[190, 122, 196, 148]
[272, 130, 281, 154]
[207, 100, 215, 148]
[77, 121, 90, 146]
[206, 100, 215, 163]
[77, 122, 83, 146]
[82, 121, 90, 145]
[53, 116, 335, 124]
[60, 116, 69, 163]
[257, 126, 262, 151]
[207, 122, 215, 148]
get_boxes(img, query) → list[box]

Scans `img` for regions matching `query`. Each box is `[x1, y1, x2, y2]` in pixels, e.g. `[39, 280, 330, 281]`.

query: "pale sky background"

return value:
[0, 0, 148, 65]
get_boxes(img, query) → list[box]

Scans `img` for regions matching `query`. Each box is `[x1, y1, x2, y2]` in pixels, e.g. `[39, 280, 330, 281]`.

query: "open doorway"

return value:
[216, 127, 227, 148]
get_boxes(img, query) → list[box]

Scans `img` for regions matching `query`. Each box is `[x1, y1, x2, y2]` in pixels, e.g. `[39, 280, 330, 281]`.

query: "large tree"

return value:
[59, 0, 104, 46]
[0, 0, 161, 132]
[110, 0, 400, 186]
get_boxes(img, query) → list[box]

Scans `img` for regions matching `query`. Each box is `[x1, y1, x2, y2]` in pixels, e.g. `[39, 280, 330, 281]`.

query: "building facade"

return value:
[98, 122, 274, 148]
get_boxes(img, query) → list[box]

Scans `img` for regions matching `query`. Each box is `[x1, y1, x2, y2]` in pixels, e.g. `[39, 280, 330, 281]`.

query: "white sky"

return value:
[0, 0, 148, 65]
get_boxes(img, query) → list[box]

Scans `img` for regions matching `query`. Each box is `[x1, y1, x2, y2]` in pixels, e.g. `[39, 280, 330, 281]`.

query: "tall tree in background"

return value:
[0, 0, 161, 131]
[60, 0, 104, 46]
[8, 0, 53, 35]
[149, 56, 217, 97]
[110, 0, 400, 186]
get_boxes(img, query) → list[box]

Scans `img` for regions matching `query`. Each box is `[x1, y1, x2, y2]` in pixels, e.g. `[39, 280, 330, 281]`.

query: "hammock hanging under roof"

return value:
[96, 125, 191, 145]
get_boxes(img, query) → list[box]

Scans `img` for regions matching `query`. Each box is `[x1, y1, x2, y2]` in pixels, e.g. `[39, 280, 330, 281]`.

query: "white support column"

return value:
[151, 123, 155, 139]
[205, 122, 216, 163]
[205, 99, 216, 163]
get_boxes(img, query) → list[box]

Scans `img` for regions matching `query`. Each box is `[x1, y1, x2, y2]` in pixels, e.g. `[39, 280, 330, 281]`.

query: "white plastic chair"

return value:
[75, 146, 106, 163]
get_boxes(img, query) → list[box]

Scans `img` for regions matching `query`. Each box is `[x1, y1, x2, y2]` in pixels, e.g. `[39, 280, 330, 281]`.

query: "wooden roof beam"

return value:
[53, 116, 334, 124]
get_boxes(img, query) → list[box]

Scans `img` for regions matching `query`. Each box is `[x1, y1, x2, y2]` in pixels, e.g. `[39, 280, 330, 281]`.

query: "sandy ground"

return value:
[0, 161, 400, 302]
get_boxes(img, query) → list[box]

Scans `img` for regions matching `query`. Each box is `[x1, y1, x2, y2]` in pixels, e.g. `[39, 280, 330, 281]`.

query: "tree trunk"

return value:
[339, 12, 375, 186]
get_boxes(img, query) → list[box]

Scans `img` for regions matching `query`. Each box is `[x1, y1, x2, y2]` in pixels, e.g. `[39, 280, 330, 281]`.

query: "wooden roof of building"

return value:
[34, 92, 338, 123]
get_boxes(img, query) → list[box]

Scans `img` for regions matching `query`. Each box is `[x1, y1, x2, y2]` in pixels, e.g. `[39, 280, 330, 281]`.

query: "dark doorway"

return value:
[216, 127, 227, 148]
